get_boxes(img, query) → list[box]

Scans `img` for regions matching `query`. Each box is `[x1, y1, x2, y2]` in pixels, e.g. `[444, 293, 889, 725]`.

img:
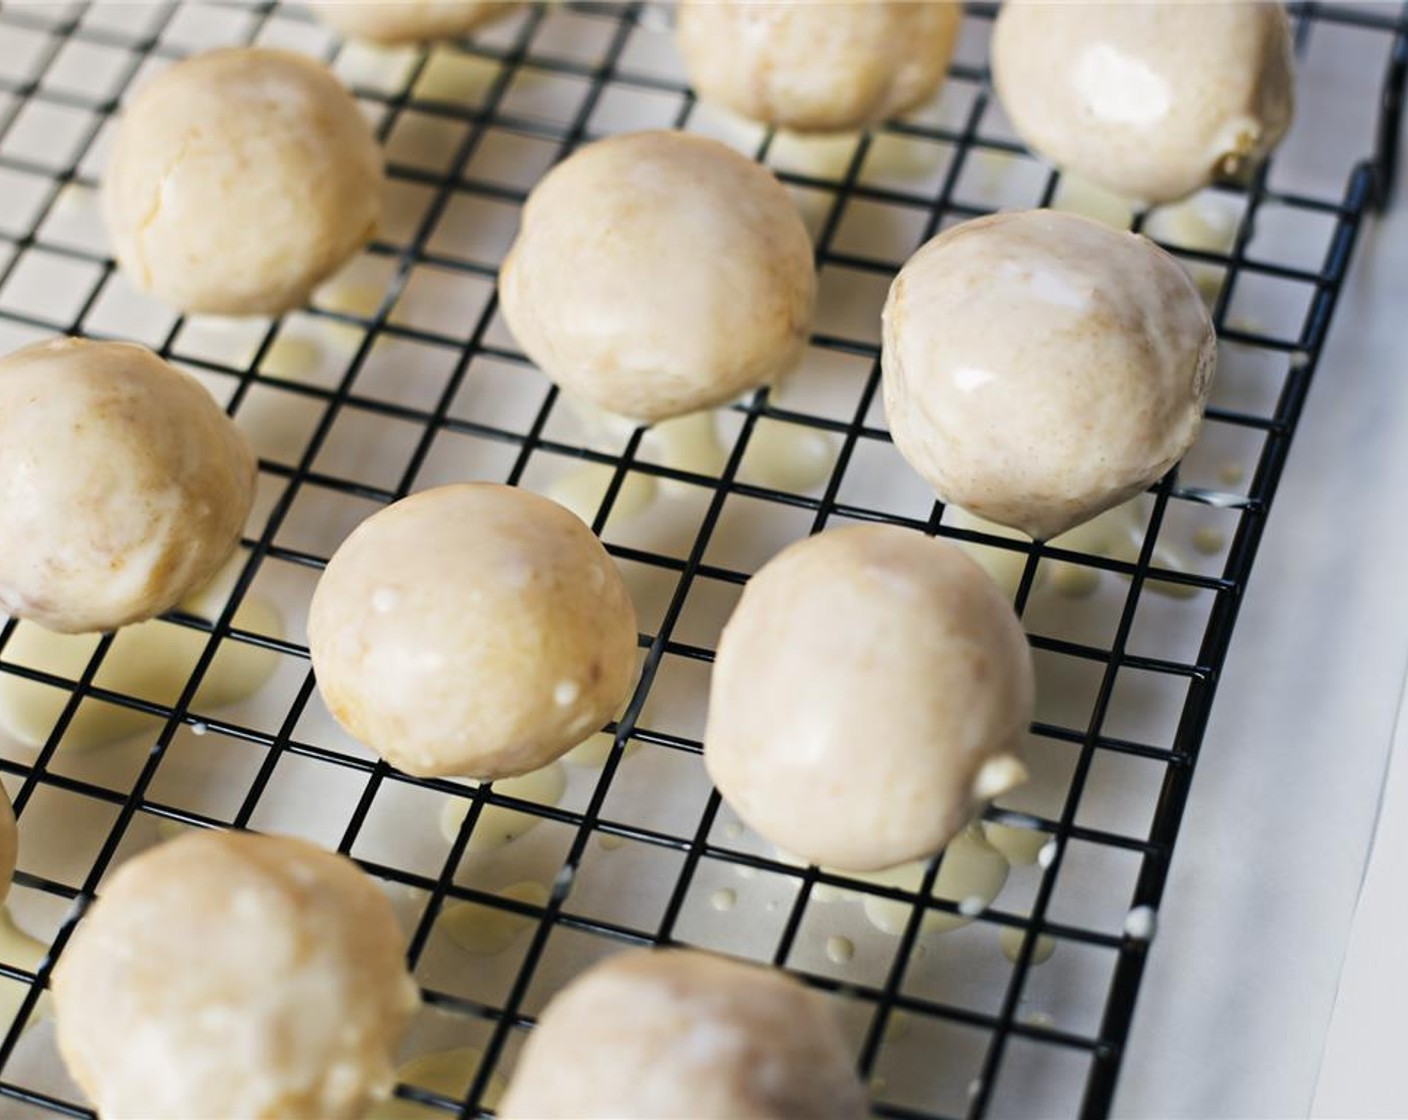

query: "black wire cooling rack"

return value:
[0, 2, 1405, 1118]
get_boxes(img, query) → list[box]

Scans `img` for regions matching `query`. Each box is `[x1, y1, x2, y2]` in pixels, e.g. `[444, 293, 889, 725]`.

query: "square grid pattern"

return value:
[0, 3, 1404, 1118]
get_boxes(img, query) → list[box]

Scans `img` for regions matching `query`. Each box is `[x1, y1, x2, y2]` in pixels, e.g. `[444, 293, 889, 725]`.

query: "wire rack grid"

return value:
[0, 2, 1404, 1118]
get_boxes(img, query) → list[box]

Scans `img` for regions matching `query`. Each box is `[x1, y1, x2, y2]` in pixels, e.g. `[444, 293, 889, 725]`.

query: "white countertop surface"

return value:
[1118, 91, 1408, 1120]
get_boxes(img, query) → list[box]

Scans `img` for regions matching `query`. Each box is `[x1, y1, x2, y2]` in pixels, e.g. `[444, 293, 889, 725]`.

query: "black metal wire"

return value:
[0, 1, 1403, 1117]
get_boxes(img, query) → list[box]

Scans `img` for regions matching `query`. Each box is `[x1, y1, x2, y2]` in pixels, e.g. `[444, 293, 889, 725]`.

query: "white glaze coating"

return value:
[984, 822, 1051, 868]
[991, 1, 1294, 204]
[883, 210, 1215, 540]
[676, 1, 961, 134]
[0, 339, 256, 633]
[0, 597, 280, 751]
[311, 1, 515, 43]
[499, 131, 815, 423]
[438, 764, 567, 852]
[309, 484, 638, 779]
[704, 525, 1033, 872]
[0, 789, 14, 906]
[441, 881, 548, 956]
[53, 831, 419, 1120]
[547, 463, 657, 527]
[370, 1048, 506, 1119]
[999, 926, 1056, 965]
[853, 824, 1010, 935]
[0, 906, 49, 1033]
[104, 49, 383, 315]
[498, 949, 867, 1119]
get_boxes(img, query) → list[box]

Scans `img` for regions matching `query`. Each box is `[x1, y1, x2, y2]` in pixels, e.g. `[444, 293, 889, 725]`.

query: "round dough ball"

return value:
[499, 130, 815, 423]
[676, 1, 960, 133]
[104, 48, 383, 315]
[310, 1, 515, 44]
[308, 483, 638, 779]
[0, 787, 15, 906]
[883, 210, 1215, 541]
[0, 338, 257, 634]
[53, 830, 420, 1120]
[499, 949, 867, 1119]
[704, 524, 1033, 872]
[991, 1, 1294, 204]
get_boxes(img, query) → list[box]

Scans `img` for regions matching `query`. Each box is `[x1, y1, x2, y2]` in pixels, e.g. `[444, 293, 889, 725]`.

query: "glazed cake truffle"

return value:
[499, 949, 867, 1119]
[882, 210, 1216, 540]
[103, 48, 383, 315]
[53, 831, 419, 1120]
[991, 1, 1294, 204]
[309, 484, 638, 779]
[499, 130, 815, 423]
[704, 524, 1033, 872]
[0, 338, 256, 634]
[676, 0, 961, 133]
